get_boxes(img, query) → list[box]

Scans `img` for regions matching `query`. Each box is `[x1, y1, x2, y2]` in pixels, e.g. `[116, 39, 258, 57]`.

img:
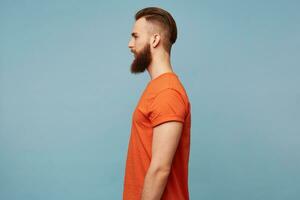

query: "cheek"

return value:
[136, 39, 147, 50]
[135, 39, 142, 47]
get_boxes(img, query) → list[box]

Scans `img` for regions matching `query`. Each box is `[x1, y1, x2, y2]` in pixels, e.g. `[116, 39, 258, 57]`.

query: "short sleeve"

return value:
[148, 89, 186, 127]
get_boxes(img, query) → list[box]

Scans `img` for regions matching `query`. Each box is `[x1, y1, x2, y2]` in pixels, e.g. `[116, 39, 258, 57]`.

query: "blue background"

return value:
[1, 0, 299, 199]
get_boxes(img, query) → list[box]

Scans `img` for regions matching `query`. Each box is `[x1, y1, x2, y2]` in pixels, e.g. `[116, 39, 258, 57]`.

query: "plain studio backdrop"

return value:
[0, 0, 299, 199]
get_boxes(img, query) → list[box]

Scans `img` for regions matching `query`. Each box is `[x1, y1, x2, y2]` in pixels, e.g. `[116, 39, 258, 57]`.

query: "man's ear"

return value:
[151, 34, 160, 48]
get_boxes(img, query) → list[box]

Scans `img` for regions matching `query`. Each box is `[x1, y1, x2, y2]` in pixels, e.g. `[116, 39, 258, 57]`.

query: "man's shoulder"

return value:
[148, 73, 185, 92]
[144, 74, 188, 102]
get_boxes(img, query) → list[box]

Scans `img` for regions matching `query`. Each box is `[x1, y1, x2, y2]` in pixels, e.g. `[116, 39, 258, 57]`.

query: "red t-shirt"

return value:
[123, 72, 191, 200]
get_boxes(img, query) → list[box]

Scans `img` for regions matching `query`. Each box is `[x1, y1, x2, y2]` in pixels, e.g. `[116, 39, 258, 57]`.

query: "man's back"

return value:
[123, 72, 191, 200]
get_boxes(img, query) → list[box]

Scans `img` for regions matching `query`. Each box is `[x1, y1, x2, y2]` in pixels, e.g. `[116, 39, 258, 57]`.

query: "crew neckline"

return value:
[149, 72, 177, 83]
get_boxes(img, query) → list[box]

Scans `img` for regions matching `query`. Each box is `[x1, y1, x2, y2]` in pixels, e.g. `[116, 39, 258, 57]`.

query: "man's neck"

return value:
[147, 52, 173, 80]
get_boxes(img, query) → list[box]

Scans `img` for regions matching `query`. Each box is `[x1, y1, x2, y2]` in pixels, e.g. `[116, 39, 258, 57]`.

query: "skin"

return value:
[128, 17, 184, 200]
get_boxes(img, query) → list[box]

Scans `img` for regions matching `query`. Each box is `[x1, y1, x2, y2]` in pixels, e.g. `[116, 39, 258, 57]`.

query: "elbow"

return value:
[148, 165, 171, 176]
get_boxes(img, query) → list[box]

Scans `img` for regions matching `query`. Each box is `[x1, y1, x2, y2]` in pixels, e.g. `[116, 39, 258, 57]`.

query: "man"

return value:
[123, 7, 191, 200]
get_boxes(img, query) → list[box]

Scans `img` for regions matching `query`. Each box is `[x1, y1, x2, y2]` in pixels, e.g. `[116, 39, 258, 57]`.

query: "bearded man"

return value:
[123, 7, 192, 200]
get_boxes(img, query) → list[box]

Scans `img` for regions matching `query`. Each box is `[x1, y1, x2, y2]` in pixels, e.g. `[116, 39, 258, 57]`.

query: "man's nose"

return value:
[128, 39, 134, 49]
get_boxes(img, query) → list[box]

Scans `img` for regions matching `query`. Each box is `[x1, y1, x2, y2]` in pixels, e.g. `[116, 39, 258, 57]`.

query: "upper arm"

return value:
[147, 88, 187, 171]
[150, 121, 183, 171]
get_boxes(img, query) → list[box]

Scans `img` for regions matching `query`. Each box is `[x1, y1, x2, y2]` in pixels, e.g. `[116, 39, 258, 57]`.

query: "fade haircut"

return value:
[135, 7, 177, 54]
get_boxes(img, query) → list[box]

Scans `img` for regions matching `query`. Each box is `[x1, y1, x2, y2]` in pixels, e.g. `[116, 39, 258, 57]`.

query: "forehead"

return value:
[131, 17, 151, 35]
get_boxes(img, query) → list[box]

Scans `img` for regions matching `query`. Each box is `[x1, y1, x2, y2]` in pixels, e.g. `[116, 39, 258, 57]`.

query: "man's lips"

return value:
[131, 51, 136, 57]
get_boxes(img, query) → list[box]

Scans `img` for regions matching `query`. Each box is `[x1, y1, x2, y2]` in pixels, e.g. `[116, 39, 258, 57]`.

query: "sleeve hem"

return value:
[151, 115, 185, 127]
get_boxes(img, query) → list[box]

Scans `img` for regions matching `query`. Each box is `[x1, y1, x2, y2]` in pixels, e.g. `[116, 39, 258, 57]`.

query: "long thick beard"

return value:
[130, 44, 152, 74]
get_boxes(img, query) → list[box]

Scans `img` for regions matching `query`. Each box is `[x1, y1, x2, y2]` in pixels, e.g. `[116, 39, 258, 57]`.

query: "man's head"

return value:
[128, 7, 177, 74]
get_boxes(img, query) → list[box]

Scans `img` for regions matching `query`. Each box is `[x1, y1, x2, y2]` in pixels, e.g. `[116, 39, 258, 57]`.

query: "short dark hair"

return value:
[135, 7, 177, 54]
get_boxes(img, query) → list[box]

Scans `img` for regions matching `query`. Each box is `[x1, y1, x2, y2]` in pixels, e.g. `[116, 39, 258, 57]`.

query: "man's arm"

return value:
[141, 121, 183, 200]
